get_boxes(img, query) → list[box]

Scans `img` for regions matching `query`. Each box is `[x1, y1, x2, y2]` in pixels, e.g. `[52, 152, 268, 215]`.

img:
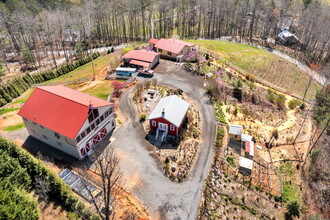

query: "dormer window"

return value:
[88, 108, 99, 123]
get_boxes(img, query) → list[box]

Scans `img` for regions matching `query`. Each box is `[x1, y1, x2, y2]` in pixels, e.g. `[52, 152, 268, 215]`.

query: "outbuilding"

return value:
[122, 49, 160, 69]
[148, 95, 189, 137]
[229, 124, 243, 141]
[18, 86, 116, 160]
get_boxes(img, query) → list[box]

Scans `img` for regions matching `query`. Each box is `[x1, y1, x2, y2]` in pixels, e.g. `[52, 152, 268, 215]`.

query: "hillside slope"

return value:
[188, 40, 321, 100]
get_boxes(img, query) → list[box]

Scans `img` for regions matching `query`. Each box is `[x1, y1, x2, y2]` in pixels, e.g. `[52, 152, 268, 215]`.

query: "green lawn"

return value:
[3, 123, 26, 131]
[81, 81, 114, 100]
[187, 39, 321, 100]
[45, 53, 116, 84]
[0, 107, 20, 115]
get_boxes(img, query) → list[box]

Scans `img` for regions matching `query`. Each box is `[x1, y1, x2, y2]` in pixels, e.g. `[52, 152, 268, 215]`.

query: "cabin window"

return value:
[167, 52, 172, 56]
[86, 127, 91, 134]
[54, 132, 60, 139]
[88, 109, 99, 123]
[170, 125, 175, 131]
[42, 135, 48, 139]
[91, 123, 95, 130]
[76, 136, 81, 143]
[235, 135, 237, 138]
[96, 119, 100, 125]
[158, 48, 162, 52]
[81, 132, 86, 139]
[100, 115, 104, 122]
[152, 120, 156, 126]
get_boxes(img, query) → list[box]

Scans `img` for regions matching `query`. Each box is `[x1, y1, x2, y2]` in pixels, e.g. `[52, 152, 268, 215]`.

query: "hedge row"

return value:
[0, 52, 100, 107]
[0, 137, 100, 220]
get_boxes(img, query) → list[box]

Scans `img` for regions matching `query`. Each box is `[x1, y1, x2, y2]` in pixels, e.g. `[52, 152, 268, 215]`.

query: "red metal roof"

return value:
[149, 38, 159, 44]
[168, 38, 195, 47]
[18, 86, 113, 140]
[245, 141, 250, 153]
[154, 38, 195, 54]
[129, 59, 150, 67]
[122, 50, 159, 63]
[155, 38, 185, 54]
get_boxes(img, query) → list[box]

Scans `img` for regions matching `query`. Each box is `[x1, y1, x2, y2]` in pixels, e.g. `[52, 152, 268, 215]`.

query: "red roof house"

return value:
[18, 86, 116, 159]
[149, 38, 159, 45]
[122, 49, 160, 69]
[154, 38, 195, 59]
[148, 95, 189, 143]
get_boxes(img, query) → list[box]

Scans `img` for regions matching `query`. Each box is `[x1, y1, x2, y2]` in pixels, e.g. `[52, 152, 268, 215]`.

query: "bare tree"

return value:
[83, 148, 122, 220]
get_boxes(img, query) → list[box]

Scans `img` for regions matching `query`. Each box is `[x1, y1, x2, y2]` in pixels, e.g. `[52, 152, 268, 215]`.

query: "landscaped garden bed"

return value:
[133, 81, 202, 182]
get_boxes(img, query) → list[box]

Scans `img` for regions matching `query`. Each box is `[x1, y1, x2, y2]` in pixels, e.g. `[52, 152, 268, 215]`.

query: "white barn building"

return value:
[18, 86, 116, 160]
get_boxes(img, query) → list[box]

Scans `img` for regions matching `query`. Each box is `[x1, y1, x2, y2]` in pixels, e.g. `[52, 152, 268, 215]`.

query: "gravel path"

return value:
[111, 61, 216, 219]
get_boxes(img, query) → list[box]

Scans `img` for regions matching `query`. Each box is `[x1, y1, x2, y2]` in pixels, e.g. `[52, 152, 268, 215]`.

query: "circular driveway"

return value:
[112, 60, 216, 219]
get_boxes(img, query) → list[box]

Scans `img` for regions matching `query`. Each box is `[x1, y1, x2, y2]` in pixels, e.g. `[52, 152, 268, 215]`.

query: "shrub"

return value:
[246, 74, 256, 82]
[139, 113, 146, 122]
[285, 201, 301, 220]
[0, 137, 99, 219]
[272, 129, 279, 140]
[226, 156, 235, 167]
[310, 149, 321, 164]
[288, 99, 302, 110]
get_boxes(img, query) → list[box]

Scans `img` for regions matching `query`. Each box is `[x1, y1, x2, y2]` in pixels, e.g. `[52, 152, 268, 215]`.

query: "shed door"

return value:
[158, 122, 168, 132]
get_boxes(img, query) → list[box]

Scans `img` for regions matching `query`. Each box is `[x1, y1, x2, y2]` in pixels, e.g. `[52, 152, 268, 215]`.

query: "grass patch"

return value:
[288, 99, 302, 109]
[45, 54, 114, 84]
[187, 39, 321, 99]
[282, 180, 301, 203]
[81, 81, 114, 100]
[0, 107, 20, 115]
[11, 88, 34, 104]
[279, 161, 294, 177]
[4, 123, 26, 131]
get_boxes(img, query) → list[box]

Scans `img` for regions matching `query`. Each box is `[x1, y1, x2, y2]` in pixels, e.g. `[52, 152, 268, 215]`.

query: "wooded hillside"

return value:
[0, 0, 329, 69]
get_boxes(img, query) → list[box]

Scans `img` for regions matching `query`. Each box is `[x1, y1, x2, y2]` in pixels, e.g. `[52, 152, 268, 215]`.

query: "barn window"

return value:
[167, 52, 172, 56]
[91, 123, 95, 130]
[112, 120, 115, 127]
[88, 109, 99, 123]
[23, 118, 27, 122]
[54, 132, 60, 139]
[86, 127, 91, 134]
[76, 136, 81, 143]
[57, 141, 62, 146]
[40, 125, 44, 129]
[96, 119, 100, 125]
[100, 115, 104, 122]
[158, 48, 162, 52]
[33, 122, 37, 125]
[104, 111, 109, 118]
[170, 125, 175, 131]
[81, 132, 86, 139]
[42, 135, 48, 139]
[108, 107, 113, 115]
[152, 120, 156, 126]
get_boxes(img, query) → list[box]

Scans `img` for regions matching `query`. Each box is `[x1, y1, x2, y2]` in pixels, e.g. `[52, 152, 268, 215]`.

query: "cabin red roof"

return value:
[149, 38, 159, 44]
[245, 141, 250, 153]
[18, 86, 113, 140]
[129, 59, 150, 67]
[122, 50, 159, 63]
[154, 38, 195, 54]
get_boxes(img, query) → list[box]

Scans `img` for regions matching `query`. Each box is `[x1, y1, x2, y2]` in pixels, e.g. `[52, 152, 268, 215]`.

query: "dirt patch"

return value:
[0, 111, 23, 131]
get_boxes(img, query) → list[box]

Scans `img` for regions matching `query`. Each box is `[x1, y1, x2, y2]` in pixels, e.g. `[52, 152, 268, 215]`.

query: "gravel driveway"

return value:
[111, 60, 216, 219]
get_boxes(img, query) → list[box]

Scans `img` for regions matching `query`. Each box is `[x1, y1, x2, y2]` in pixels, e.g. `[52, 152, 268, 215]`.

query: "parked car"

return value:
[138, 68, 154, 77]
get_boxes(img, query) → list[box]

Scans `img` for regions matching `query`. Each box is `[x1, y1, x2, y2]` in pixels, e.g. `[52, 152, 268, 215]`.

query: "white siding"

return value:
[23, 118, 80, 158]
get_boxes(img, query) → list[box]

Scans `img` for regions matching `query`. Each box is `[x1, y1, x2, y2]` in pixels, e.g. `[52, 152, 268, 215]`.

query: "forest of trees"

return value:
[0, 0, 329, 71]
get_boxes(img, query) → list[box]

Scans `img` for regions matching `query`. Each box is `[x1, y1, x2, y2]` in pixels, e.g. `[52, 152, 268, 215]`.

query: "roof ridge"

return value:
[38, 86, 112, 107]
